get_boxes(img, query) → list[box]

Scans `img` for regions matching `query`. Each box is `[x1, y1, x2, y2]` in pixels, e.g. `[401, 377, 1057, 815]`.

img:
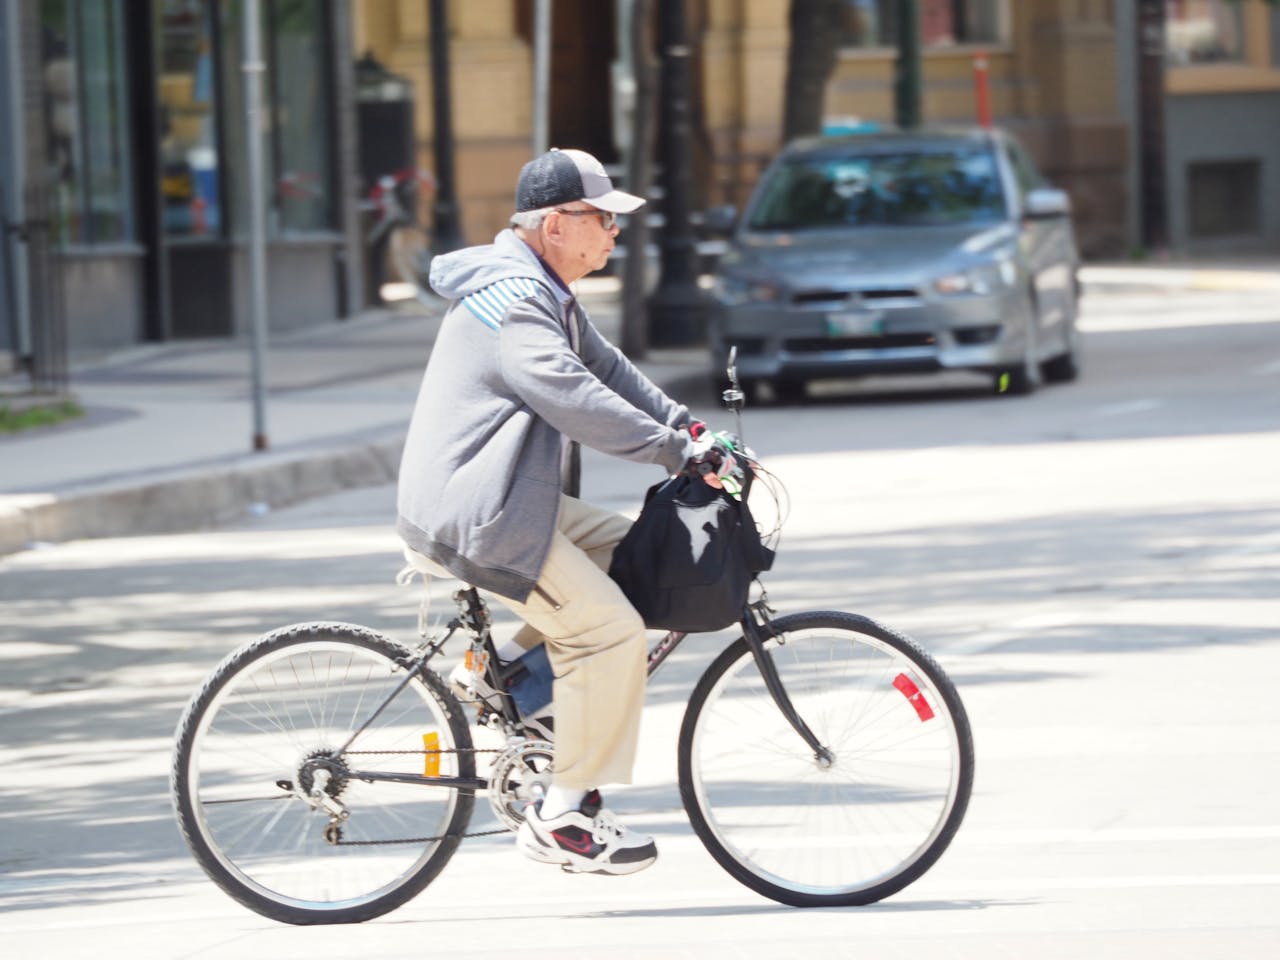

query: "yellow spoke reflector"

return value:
[423, 731, 441, 777]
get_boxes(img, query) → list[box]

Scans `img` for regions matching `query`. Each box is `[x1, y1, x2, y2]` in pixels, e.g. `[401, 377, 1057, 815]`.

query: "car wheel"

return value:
[994, 297, 1043, 396]
[1042, 288, 1081, 383]
[772, 378, 807, 406]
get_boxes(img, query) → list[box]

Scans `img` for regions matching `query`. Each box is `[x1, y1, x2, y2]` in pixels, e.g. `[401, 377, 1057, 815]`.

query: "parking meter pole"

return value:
[428, 0, 463, 255]
[647, 0, 706, 348]
[243, 0, 269, 451]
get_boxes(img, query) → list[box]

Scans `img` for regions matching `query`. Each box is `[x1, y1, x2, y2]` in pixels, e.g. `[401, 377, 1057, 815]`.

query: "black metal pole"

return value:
[646, 0, 705, 347]
[1136, 0, 1167, 252]
[428, 0, 463, 254]
[894, 0, 921, 129]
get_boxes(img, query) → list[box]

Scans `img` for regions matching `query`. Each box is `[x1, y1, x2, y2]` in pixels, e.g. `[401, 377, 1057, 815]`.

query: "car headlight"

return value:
[713, 274, 782, 306]
[934, 259, 1017, 296]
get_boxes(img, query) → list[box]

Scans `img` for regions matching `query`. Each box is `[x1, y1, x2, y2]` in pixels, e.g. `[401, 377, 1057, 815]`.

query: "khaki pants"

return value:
[413, 495, 647, 791]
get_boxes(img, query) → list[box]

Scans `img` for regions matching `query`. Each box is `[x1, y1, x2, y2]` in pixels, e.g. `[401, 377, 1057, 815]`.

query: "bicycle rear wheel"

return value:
[172, 622, 475, 924]
[678, 611, 973, 907]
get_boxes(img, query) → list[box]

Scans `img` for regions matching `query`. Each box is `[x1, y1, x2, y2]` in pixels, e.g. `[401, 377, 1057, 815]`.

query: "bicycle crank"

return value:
[486, 738, 554, 832]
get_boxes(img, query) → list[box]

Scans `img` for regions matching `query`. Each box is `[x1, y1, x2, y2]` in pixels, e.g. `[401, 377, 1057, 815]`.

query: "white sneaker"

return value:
[515, 790, 658, 875]
[448, 661, 555, 741]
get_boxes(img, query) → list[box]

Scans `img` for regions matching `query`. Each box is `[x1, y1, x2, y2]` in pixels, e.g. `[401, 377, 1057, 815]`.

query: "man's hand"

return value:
[685, 431, 737, 487]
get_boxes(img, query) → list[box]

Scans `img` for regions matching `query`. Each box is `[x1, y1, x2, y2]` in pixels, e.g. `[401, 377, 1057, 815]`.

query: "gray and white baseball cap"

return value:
[515, 148, 645, 214]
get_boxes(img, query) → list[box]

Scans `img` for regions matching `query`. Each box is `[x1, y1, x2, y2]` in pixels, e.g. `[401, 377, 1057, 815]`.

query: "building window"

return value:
[218, 0, 334, 237]
[842, 0, 1006, 49]
[267, 0, 333, 232]
[157, 0, 224, 239]
[1165, 0, 1246, 65]
[41, 0, 134, 246]
[1187, 159, 1261, 238]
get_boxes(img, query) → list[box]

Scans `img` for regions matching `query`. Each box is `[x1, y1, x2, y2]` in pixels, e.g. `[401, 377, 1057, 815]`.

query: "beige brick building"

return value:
[353, 1, 1131, 257]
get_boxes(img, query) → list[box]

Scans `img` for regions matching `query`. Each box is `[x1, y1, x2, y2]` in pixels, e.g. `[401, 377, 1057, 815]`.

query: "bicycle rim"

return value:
[175, 628, 471, 922]
[680, 612, 972, 906]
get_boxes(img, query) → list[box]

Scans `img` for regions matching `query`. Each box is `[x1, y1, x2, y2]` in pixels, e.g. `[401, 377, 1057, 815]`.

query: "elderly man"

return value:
[397, 148, 725, 875]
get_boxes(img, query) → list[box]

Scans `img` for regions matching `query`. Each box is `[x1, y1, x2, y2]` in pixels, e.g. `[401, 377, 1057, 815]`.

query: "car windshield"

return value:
[747, 147, 1007, 230]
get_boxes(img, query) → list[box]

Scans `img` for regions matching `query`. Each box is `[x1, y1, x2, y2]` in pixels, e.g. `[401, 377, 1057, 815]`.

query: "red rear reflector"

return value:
[893, 673, 935, 722]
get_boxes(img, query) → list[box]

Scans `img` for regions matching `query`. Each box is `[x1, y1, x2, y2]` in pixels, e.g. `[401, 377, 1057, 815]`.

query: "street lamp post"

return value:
[646, 0, 705, 347]
[894, 0, 921, 130]
[1136, 0, 1168, 252]
[428, 0, 463, 255]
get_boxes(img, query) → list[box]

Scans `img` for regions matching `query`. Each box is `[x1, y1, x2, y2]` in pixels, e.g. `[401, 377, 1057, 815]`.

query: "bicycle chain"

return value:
[331, 746, 513, 844]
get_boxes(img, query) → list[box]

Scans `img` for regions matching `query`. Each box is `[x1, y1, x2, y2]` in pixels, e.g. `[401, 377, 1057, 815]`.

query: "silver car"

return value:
[708, 127, 1081, 401]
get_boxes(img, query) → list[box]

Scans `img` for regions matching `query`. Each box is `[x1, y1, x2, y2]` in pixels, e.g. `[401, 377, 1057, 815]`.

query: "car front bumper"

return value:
[710, 287, 1030, 382]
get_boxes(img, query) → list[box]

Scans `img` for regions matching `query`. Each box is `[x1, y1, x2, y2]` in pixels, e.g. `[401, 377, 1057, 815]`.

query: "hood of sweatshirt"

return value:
[428, 229, 550, 301]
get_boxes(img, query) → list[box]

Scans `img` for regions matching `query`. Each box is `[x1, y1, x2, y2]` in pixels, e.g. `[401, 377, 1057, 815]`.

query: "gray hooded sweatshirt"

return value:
[396, 229, 691, 603]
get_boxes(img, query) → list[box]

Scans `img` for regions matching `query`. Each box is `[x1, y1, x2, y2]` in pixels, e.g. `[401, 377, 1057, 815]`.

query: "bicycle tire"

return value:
[171, 622, 475, 925]
[678, 611, 973, 907]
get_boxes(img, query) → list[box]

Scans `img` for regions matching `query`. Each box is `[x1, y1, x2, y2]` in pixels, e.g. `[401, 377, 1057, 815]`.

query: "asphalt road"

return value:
[2, 285, 1278, 959]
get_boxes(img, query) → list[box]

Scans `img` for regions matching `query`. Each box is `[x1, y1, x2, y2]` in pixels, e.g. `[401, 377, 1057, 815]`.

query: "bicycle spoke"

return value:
[173, 628, 474, 923]
[679, 612, 972, 906]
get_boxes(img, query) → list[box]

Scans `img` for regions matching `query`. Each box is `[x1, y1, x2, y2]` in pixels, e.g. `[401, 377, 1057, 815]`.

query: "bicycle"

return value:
[365, 167, 434, 300]
[170, 350, 974, 925]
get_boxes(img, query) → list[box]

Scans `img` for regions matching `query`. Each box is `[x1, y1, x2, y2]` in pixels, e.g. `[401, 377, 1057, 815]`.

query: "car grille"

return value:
[785, 334, 936, 352]
[726, 337, 767, 356]
[791, 287, 919, 306]
[953, 325, 1001, 344]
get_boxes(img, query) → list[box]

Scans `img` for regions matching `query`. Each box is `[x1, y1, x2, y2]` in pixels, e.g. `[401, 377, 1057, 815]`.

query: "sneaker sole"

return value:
[565, 850, 658, 876]
[517, 831, 658, 875]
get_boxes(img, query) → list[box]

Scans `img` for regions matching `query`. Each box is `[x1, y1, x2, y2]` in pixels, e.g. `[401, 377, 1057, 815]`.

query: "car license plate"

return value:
[826, 310, 885, 336]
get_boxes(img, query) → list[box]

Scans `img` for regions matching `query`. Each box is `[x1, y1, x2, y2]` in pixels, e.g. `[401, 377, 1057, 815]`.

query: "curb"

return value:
[0, 352, 710, 558]
[0, 436, 405, 556]
[1079, 265, 1280, 293]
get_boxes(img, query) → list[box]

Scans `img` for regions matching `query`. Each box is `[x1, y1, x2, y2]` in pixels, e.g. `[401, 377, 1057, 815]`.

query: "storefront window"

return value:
[842, 0, 1006, 49]
[1165, 0, 1246, 65]
[41, 0, 134, 246]
[268, 0, 333, 232]
[157, 0, 223, 238]
[219, 0, 334, 236]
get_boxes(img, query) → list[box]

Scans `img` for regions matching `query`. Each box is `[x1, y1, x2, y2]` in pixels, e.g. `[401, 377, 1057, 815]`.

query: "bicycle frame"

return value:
[333, 584, 830, 796]
[336, 348, 827, 793]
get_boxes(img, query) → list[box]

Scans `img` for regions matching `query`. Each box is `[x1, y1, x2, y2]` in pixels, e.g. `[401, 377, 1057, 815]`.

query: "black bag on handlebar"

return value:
[607, 475, 774, 633]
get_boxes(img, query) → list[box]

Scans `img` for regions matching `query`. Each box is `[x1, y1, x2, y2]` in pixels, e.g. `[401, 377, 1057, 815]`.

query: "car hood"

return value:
[723, 222, 1017, 288]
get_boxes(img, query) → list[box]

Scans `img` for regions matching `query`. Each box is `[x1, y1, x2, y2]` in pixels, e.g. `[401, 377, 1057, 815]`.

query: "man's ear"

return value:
[541, 211, 566, 248]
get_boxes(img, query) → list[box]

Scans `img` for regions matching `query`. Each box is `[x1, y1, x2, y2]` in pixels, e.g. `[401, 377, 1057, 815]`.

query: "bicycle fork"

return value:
[740, 608, 835, 767]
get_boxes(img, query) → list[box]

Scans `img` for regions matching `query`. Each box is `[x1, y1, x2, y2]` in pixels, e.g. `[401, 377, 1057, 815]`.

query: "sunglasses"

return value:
[555, 208, 618, 231]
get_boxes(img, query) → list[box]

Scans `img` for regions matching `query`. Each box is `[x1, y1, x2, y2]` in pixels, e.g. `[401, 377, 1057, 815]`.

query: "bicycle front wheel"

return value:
[678, 611, 973, 907]
[172, 623, 475, 924]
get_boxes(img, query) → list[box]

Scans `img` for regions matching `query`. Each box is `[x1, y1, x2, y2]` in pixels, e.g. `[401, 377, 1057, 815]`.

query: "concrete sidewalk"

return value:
[1, 260, 1276, 556]
[0, 278, 705, 555]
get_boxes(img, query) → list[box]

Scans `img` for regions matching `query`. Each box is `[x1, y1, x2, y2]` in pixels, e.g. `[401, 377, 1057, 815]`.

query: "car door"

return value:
[1005, 139, 1074, 350]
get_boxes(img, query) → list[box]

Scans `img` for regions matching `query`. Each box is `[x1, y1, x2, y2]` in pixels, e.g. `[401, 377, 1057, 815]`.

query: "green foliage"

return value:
[0, 400, 84, 434]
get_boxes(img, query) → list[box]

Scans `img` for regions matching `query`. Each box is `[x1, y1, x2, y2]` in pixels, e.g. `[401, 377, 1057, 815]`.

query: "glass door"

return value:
[155, 0, 232, 336]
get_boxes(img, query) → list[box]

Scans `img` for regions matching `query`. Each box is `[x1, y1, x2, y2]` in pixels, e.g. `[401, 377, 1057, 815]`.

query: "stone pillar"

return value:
[700, 0, 787, 208]
[1011, 0, 1128, 257]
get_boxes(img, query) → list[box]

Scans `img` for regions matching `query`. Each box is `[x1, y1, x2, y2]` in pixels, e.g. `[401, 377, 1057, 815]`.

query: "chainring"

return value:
[486, 738, 555, 832]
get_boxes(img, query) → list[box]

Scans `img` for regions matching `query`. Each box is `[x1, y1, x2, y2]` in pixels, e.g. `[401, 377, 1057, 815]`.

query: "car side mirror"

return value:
[1023, 187, 1071, 220]
[702, 204, 739, 236]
